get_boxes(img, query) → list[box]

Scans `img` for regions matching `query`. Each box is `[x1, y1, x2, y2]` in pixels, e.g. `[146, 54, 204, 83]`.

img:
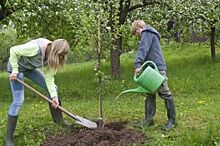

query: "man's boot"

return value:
[162, 99, 176, 131]
[137, 94, 156, 128]
[5, 115, 18, 146]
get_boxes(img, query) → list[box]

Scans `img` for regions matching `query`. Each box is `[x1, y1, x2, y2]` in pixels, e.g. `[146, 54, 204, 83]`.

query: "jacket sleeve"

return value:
[43, 68, 58, 98]
[134, 31, 153, 68]
[9, 42, 39, 74]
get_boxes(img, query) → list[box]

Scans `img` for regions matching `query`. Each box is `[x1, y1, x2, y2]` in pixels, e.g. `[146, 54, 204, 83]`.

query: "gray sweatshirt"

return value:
[134, 25, 166, 71]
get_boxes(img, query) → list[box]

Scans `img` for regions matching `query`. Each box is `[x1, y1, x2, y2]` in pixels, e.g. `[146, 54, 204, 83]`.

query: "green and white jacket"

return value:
[8, 38, 58, 98]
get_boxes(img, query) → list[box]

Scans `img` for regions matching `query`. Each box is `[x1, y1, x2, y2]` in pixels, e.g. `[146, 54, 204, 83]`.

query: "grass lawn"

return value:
[1, 42, 220, 145]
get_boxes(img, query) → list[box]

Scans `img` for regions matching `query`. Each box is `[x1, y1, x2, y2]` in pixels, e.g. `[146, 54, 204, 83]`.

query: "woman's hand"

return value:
[51, 97, 59, 109]
[9, 73, 17, 80]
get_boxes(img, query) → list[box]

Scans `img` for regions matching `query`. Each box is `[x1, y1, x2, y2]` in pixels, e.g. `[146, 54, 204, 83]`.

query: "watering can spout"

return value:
[115, 86, 149, 100]
[121, 86, 148, 94]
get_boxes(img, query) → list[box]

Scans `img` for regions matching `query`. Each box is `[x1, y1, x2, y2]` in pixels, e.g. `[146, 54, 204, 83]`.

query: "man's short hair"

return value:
[131, 20, 146, 35]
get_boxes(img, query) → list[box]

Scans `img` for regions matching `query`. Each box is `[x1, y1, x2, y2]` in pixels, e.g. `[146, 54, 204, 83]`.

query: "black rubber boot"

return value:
[162, 99, 176, 131]
[5, 115, 18, 146]
[49, 99, 64, 124]
[143, 94, 156, 126]
[136, 94, 156, 128]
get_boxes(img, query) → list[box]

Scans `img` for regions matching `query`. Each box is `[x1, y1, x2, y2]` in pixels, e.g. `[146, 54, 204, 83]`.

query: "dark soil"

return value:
[41, 121, 146, 146]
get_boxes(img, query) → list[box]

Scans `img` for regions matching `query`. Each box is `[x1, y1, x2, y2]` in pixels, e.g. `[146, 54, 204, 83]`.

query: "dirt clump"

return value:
[41, 121, 146, 146]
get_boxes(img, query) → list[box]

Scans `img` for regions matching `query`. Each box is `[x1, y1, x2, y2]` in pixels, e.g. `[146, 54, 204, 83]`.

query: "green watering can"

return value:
[116, 61, 165, 99]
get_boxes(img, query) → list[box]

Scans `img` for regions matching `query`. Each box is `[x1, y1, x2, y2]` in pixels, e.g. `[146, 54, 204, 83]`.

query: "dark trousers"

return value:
[145, 71, 176, 124]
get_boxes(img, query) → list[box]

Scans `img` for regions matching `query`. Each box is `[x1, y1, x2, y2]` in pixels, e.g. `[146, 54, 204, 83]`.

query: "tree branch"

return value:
[118, 0, 131, 24]
[128, 0, 167, 12]
[0, 0, 12, 21]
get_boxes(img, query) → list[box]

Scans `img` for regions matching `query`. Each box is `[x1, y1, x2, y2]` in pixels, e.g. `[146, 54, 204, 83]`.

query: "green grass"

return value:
[1, 42, 220, 145]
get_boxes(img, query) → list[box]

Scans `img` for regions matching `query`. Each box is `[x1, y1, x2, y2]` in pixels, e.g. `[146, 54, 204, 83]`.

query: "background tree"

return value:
[10, 0, 81, 46]
[192, 0, 220, 60]
[165, 0, 220, 60]
[136, 0, 220, 60]
[0, 0, 84, 64]
[1, 0, 219, 73]
[91, 0, 169, 78]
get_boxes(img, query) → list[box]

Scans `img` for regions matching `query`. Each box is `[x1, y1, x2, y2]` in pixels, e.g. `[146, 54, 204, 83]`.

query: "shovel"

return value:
[16, 78, 97, 129]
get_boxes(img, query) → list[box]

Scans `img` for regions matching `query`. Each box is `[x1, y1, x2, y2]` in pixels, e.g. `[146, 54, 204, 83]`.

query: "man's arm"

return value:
[134, 31, 154, 68]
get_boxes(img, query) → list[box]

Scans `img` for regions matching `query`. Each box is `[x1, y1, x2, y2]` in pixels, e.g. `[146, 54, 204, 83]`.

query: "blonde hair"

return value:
[47, 39, 70, 71]
[131, 20, 146, 35]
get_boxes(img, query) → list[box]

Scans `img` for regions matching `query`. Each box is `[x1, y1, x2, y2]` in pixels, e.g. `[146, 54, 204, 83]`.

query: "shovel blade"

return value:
[74, 115, 97, 129]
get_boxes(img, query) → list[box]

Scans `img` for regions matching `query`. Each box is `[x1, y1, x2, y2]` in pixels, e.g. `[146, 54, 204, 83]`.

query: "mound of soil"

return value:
[41, 121, 146, 146]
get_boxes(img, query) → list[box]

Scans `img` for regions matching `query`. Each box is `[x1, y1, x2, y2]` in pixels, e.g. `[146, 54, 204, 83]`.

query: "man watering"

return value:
[131, 20, 176, 131]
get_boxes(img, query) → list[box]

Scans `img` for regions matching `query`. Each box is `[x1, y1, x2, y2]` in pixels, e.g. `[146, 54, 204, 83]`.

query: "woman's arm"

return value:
[44, 68, 59, 108]
[44, 69, 58, 98]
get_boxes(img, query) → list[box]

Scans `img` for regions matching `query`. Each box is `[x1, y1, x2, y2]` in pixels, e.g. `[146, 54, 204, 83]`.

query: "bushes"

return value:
[0, 25, 20, 71]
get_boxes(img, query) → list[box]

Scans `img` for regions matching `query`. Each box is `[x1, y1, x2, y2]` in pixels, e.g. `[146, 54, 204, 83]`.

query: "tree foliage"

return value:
[1, 0, 220, 71]
[9, 0, 81, 46]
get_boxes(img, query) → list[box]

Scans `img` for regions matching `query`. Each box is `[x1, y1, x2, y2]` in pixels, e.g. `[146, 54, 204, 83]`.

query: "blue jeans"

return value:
[8, 68, 53, 116]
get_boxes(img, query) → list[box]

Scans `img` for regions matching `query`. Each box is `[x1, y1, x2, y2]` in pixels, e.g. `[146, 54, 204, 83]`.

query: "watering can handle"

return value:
[134, 61, 158, 81]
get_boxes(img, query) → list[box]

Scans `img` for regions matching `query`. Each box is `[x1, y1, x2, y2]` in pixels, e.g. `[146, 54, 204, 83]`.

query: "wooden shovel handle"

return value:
[15, 78, 78, 121]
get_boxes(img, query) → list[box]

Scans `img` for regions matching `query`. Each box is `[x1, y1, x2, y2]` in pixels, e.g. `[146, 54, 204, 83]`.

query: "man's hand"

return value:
[51, 97, 59, 109]
[9, 73, 17, 80]
[135, 68, 141, 75]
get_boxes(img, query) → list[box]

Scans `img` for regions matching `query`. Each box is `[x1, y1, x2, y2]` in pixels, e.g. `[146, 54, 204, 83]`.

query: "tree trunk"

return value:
[109, 0, 129, 79]
[109, 0, 125, 79]
[97, 14, 103, 120]
[210, 26, 216, 60]
[110, 35, 122, 78]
